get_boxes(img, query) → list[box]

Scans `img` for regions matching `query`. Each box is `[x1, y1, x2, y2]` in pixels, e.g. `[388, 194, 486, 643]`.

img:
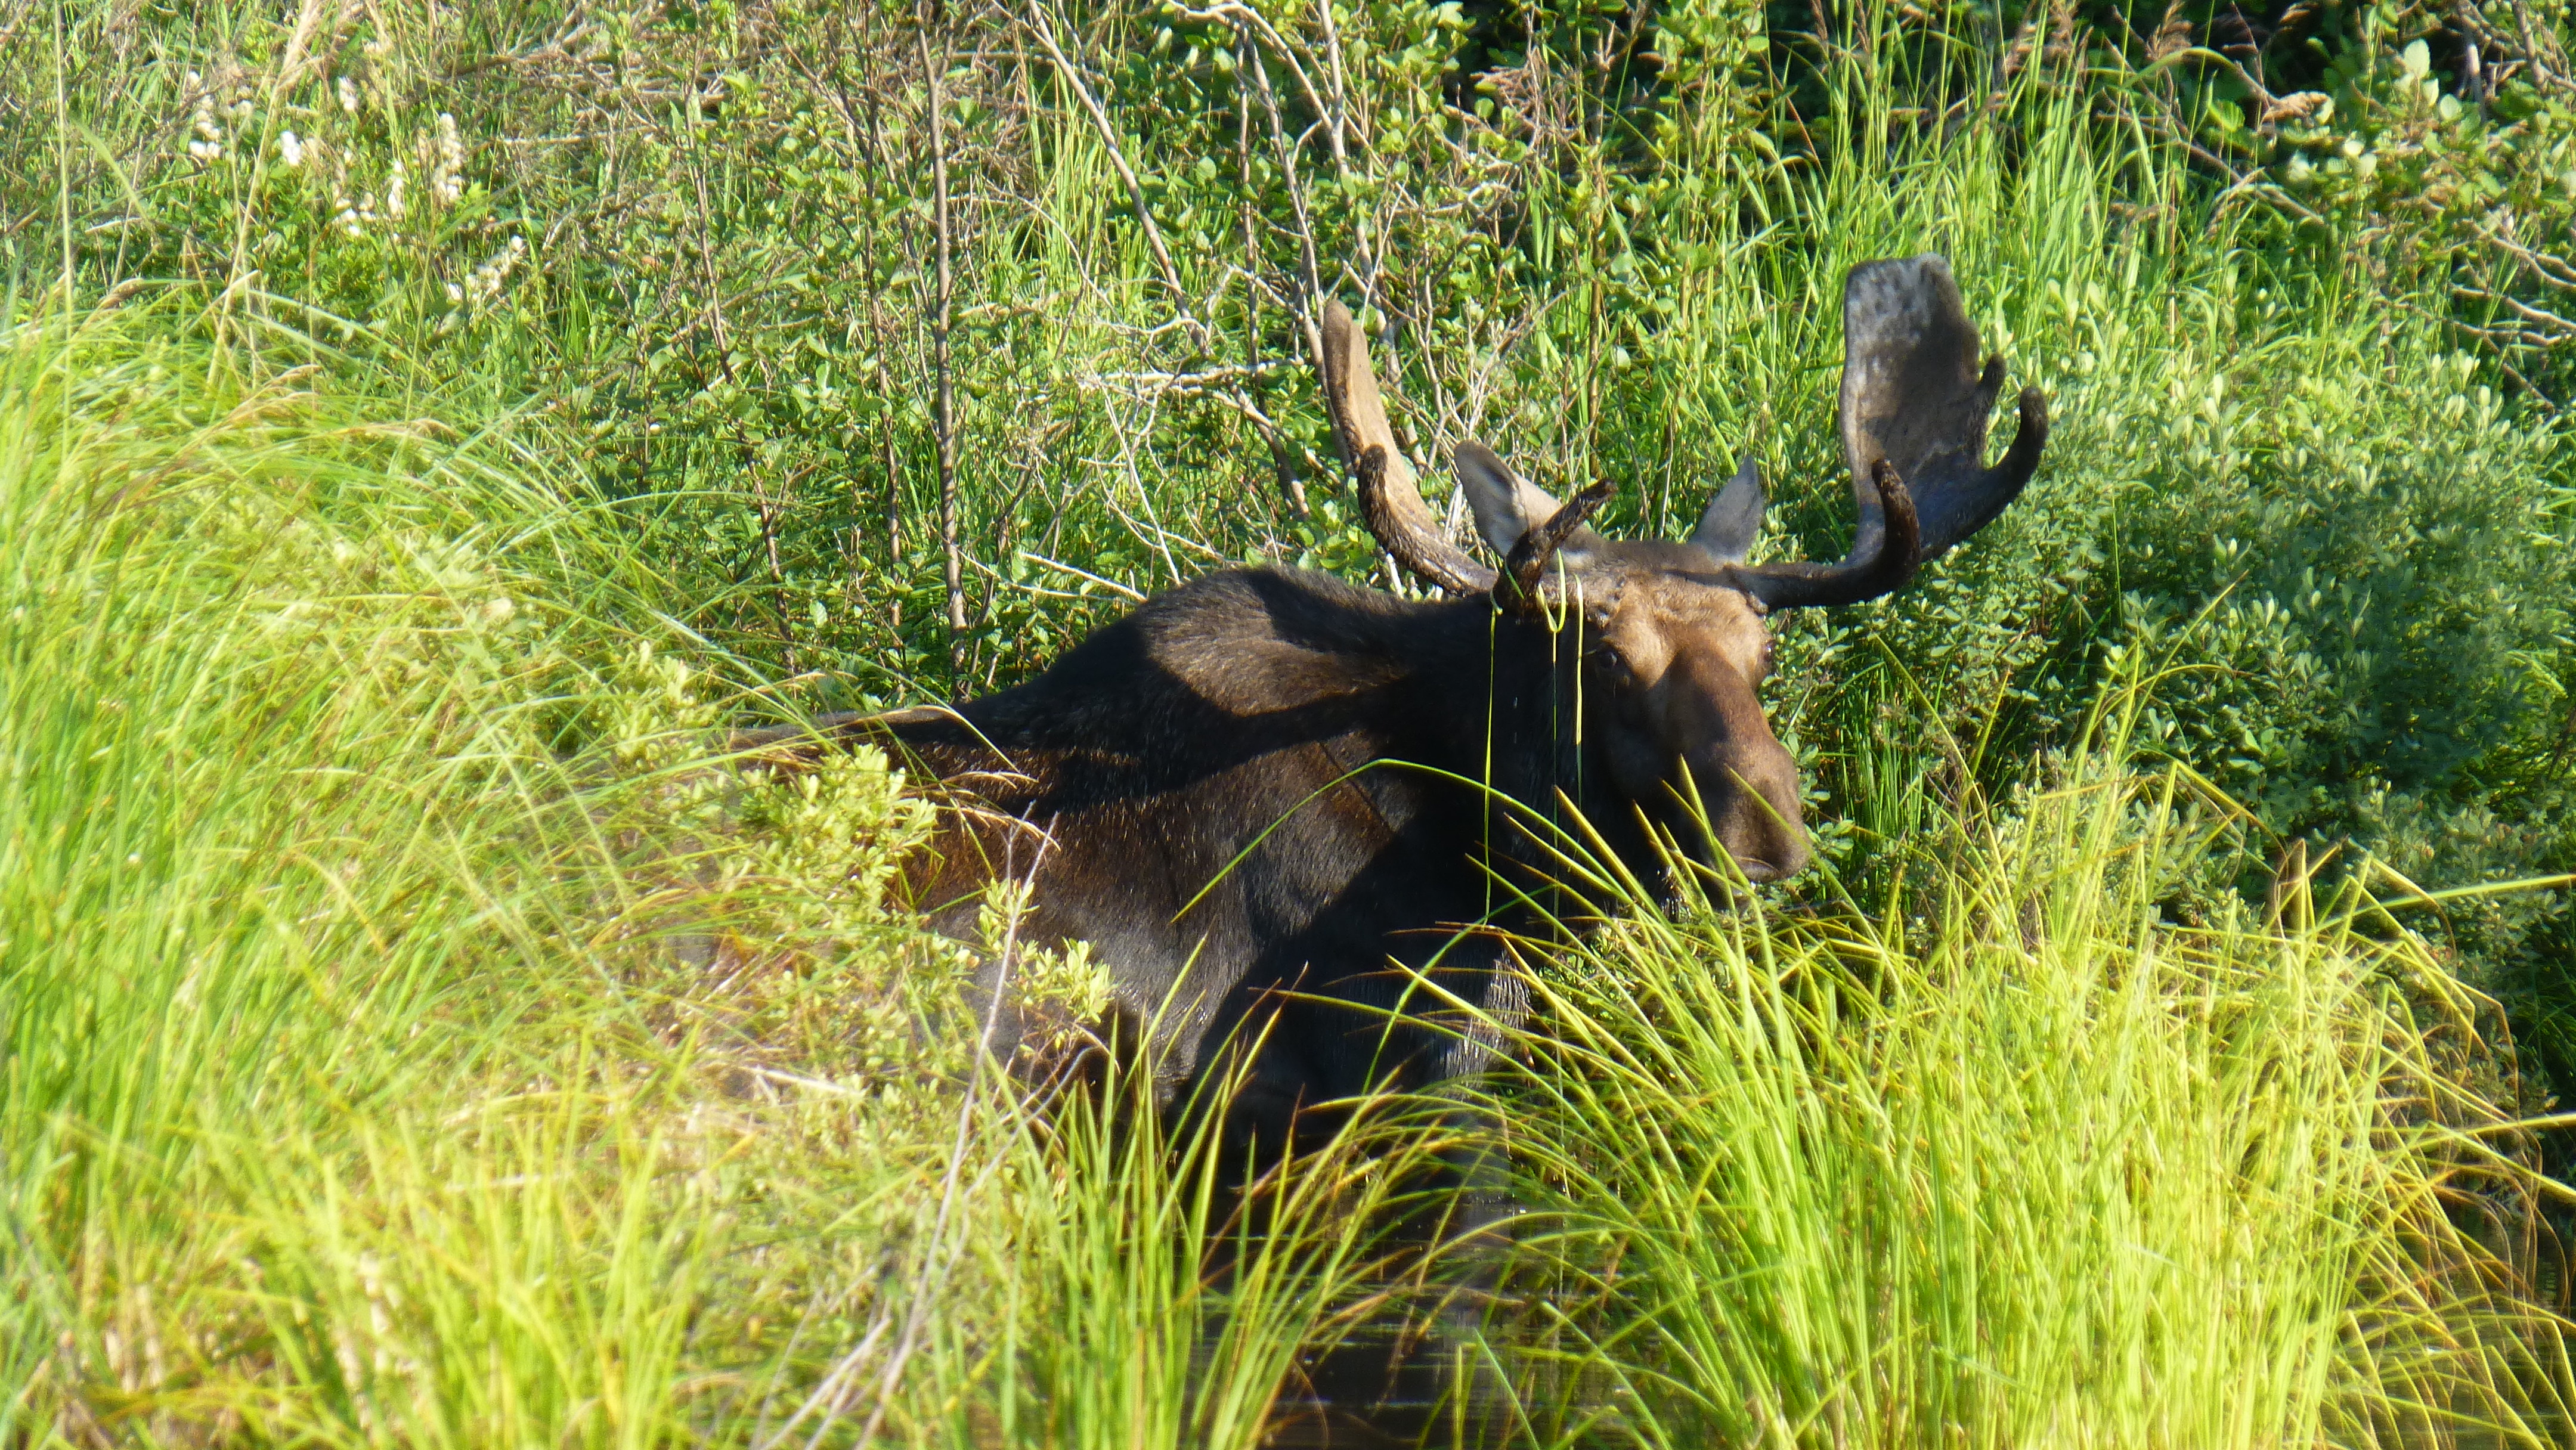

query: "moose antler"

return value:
[1832, 254, 2046, 569]
[1711, 255, 2046, 611]
[1720, 460, 1921, 609]
[1323, 302, 1495, 596]
[1326, 304, 1606, 607]
[1329, 256, 2046, 616]
[1500, 479, 1615, 614]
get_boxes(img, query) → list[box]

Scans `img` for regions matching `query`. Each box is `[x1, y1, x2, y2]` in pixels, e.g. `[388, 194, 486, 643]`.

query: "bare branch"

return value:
[922, 10, 967, 657]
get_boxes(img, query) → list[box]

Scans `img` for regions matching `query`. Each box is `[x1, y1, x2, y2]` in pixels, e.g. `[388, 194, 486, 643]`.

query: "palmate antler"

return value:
[1680, 255, 2046, 608]
[1321, 255, 2048, 612]
[1823, 255, 2048, 573]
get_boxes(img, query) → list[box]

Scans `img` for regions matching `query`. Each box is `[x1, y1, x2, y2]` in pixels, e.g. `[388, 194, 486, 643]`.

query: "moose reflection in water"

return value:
[768, 254, 2047, 1178]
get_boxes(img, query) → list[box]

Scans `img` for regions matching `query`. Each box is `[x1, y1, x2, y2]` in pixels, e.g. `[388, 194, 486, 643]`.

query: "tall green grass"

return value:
[0, 290, 756, 1442]
[1481, 699, 2572, 1447]
[0, 300, 1422, 1446]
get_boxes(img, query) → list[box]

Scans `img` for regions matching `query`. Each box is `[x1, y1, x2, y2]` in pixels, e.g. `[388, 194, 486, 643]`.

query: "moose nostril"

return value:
[1718, 823, 1810, 884]
[1731, 845, 1810, 884]
[1696, 798, 1809, 883]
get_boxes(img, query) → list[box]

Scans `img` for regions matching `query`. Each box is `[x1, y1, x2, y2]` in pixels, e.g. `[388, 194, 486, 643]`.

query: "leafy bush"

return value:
[6, 0, 2576, 1436]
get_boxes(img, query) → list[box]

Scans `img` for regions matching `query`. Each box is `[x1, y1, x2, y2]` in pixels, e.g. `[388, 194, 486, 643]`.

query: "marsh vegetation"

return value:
[4, 0, 2575, 1442]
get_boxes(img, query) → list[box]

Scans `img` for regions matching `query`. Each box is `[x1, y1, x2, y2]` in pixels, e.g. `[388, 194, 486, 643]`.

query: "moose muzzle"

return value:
[1665, 647, 1810, 884]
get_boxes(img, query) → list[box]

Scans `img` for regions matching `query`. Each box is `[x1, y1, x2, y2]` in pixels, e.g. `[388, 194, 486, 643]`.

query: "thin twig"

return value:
[1247, 41, 1327, 368]
[921, 9, 967, 661]
[1077, 359, 1296, 393]
[1236, 38, 1307, 519]
[1024, 0, 1197, 333]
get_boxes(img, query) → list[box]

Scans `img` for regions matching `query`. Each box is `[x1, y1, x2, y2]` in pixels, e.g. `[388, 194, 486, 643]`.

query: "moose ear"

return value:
[1689, 456, 1766, 563]
[1454, 441, 1574, 559]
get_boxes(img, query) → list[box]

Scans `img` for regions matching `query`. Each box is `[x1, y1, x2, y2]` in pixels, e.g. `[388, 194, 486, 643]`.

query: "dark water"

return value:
[1258, 1310, 1504, 1449]
[1244, 1283, 1630, 1450]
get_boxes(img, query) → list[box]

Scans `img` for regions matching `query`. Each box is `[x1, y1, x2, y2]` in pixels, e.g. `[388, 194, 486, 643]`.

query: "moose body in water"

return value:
[789, 255, 2046, 1163]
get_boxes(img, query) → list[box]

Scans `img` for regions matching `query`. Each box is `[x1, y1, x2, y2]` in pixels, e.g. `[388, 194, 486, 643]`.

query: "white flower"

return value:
[278, 129, 304, 168]
[383, 159, 405, 219]
[432, 113, 464, 204]
[187, 68, 226, 162]
[337, 75, 360, 113]
[463, 235, 528, 310]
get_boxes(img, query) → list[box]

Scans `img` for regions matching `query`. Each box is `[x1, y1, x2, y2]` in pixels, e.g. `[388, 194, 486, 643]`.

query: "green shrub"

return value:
[7, 0, 2576, 1437]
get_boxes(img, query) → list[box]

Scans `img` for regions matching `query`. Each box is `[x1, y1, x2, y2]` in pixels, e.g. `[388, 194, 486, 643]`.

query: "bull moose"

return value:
[797, 255, 2046, 1165]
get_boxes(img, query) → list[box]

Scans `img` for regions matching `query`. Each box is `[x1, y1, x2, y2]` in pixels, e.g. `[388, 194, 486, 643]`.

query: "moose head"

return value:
[1321, 255, 2049, 883]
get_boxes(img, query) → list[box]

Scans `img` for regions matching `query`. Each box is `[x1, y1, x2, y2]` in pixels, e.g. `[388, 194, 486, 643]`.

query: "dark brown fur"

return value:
[795, 256, 2045, 1181]
[832, 549, 1800, 1166]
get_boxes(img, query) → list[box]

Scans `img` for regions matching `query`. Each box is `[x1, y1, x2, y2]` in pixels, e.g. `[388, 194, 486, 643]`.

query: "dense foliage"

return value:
[4, 0, 2574, 1441]
[14, 0, 2558, 1081]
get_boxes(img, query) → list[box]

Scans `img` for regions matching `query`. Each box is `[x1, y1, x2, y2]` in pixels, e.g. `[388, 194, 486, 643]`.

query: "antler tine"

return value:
[1357, 447, 1496, 595]
[1501, 480, 1615, 614]
[1321, 301, 1494, 596]
[1730, 460, 1920, 610]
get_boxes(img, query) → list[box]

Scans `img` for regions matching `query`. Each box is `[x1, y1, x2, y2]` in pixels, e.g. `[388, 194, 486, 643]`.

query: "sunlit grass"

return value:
[0, 291, 756, 1443]
[1479, 696, 2574, 1448]
[0, 300, 1423, 1447]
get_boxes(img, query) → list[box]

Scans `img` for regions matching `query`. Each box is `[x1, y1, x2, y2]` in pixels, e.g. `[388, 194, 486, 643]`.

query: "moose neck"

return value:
[1386, 595, 1653, 893]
